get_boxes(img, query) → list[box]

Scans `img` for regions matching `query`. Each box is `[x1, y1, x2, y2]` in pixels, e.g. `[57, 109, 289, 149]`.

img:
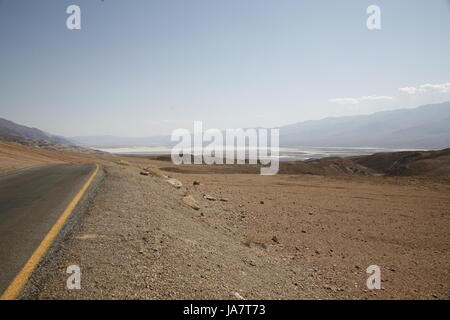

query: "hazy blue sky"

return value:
[1, 0, 449, 136]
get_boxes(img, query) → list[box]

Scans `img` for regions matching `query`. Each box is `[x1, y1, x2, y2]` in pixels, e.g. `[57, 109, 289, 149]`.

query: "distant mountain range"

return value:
[0, 118, 75, 146]
[71, 135, 172, 148]
[71, 102, 450, 149]
[279, 101, 450, 149]
[1, 101, 450, 150]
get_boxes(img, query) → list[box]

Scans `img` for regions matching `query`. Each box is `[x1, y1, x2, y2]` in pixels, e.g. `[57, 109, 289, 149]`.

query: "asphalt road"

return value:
[0, 163, 97, 296]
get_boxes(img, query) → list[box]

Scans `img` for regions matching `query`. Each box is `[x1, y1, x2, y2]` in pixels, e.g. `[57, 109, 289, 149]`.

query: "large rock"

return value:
[116, 160, 130, 166]
[204, 194, 217, 201]
[183, 195, 200, 210]
[166, 178, 183, 188]
[143, 166, 165, 178]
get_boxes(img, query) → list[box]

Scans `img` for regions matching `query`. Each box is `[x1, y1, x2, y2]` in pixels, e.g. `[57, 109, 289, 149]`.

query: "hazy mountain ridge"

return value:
[0, 118, 75, 146]
[2, 102, 450, 150]
[73, 102, 450, 149]
[71, 135, 172, 148]
[279, 102, 450, 149]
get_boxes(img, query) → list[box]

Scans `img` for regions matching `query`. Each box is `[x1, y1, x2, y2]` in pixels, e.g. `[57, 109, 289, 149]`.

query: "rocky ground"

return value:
[28, 157, 450, 300]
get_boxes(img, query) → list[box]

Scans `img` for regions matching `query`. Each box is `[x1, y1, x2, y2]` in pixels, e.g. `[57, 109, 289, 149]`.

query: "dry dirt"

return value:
[0, 141, 105, 175]
[27, 156, 450, 300]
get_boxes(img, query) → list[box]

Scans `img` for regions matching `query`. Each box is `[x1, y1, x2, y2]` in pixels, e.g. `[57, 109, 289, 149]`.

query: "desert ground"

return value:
[0, 140, 103, 175]
[0, 141, 449, 299]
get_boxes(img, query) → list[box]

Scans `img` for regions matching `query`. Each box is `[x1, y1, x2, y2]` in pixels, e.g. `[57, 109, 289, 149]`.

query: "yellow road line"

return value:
[0, 163, 100, 300]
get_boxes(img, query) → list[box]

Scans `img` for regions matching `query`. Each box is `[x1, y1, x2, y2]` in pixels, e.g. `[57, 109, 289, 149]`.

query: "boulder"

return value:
[143, 166, 165, 178]
[166, 178, 183, 188]
[183, 195, 200, 210]
[204, 194, 217, 201]
[116, 160, 130, 166]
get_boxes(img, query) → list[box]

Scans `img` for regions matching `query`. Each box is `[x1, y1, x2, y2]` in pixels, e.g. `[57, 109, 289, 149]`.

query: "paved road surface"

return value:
[0, 163, 96, 296]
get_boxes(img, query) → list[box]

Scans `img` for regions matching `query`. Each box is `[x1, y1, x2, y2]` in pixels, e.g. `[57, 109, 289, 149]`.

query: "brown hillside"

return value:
[0, 141, 102, 174]
[352, 149, 450, 177]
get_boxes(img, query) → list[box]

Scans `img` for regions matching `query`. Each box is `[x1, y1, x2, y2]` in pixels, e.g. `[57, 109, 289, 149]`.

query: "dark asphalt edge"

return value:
[18, 164, 106, 300]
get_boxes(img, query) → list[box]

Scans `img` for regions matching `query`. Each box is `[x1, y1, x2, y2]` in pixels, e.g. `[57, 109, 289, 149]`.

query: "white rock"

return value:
[166, 178, 183, 188]
[183, 195, 200, 210]
[233, 292, 245, 300]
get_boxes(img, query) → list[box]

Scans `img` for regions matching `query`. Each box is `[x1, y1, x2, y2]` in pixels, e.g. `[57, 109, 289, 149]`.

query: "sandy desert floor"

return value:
[22, 155, 449, 300]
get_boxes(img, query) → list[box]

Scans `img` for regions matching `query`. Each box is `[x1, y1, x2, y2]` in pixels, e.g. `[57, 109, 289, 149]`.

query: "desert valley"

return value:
[0, 117, 449, 299]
